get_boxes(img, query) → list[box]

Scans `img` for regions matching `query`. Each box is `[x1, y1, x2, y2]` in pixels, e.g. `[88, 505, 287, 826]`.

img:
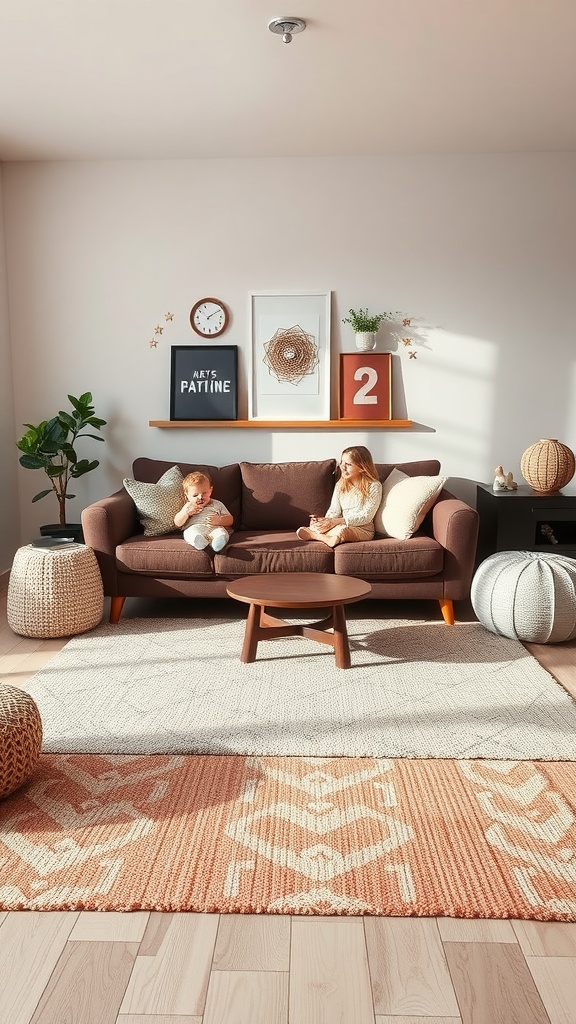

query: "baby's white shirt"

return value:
[181, 499, 230, 530]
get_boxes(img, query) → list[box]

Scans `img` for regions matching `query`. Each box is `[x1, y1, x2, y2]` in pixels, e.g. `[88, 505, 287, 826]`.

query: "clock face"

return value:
[190, 298, 229, 337]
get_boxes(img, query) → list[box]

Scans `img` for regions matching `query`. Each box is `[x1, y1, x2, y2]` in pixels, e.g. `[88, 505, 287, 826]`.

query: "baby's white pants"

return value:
[183, 524, 229, 552]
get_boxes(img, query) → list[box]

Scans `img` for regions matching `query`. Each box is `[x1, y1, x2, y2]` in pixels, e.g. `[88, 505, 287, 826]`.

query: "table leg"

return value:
[241, 603, 260, 663]
[239, 601, 352, 668]
[332, 604, 351, 669]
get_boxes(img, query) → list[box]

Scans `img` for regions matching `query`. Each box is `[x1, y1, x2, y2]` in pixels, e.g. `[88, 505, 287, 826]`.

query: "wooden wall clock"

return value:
[190, 297, 229, 338]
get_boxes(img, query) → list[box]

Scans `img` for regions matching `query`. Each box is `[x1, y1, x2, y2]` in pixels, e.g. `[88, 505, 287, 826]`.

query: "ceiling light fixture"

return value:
[268, 16, 306, 44]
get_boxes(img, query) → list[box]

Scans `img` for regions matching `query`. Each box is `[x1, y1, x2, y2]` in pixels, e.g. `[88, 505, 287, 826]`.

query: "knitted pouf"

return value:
[471, 550, 576, 643]
[0, 685, 42, 799]
[8, 544, 104, 639]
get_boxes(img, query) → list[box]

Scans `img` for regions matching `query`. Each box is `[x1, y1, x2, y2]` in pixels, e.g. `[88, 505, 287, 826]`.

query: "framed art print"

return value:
[339, 352, 392, 420]
[170, 345, 238, 420]
[248, 291, 331, 420]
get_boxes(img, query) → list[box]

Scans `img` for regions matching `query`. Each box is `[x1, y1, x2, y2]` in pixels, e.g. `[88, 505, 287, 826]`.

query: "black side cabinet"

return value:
[476, 483, 576, 565]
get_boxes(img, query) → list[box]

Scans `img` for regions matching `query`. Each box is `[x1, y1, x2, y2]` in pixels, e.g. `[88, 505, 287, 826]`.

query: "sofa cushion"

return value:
[374, 468, 447, 539]
[116, 534, 215, 577]
[215, 530, 335, 575]
[334, 535, 444, 579]
[240, 460, 336, 530]
[132, 458, 242, 526]
[123, 465, 184, 536]
[375, 459, 441, 482]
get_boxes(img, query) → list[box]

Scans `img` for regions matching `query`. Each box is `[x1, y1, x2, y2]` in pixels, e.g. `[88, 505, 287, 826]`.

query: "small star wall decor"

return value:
[147, 311, 175, 348]
[378, 311, 434, 361]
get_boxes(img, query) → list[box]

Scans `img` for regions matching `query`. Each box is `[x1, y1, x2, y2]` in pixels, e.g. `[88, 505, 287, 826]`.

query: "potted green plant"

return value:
[16, 392, 107, 540]
[342, 307, 393, 351]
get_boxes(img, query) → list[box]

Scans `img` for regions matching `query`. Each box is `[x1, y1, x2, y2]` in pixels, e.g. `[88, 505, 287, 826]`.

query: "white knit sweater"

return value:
[326, 479, 382, 530]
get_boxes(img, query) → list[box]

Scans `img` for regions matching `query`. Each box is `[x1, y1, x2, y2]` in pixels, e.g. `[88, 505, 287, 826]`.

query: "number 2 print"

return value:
[339, 352, 392, 420]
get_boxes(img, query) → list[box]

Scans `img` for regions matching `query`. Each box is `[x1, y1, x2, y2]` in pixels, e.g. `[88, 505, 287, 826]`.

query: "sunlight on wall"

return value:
[566, 360, 576, 447]
[260, 328, 502, 486]
[394, 329, 499, 478]
[414, 329, 497, 418]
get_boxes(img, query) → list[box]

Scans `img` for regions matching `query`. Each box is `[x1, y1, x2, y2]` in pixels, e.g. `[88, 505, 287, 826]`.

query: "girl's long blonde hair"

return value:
[336, 446, 379, 497]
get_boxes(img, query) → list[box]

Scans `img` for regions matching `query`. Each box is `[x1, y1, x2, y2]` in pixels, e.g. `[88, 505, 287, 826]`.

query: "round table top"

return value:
[226, 572, 372, 609]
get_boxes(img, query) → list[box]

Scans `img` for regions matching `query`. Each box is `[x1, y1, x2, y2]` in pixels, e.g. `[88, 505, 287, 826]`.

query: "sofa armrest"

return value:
[431, 491, 479, 600]
[81, 489, 139, 594]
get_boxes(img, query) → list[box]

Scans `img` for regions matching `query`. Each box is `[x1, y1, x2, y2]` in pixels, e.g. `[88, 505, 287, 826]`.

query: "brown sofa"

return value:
[81, 457, 479, 624]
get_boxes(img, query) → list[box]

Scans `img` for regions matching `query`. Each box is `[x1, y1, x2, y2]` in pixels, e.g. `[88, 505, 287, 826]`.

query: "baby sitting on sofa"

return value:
[174, 470, 234, 552]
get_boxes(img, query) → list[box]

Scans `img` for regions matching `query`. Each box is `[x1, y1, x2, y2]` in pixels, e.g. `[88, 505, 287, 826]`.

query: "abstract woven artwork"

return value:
[1, 753, 575, 919]
[263, 325, 318, 385]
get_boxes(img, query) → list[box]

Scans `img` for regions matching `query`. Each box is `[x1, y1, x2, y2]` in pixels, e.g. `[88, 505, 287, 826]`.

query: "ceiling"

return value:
[1, 0, 575, 162]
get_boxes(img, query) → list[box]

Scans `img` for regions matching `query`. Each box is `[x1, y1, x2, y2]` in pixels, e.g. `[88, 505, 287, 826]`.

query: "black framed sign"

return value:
[170, 345, 238, 421]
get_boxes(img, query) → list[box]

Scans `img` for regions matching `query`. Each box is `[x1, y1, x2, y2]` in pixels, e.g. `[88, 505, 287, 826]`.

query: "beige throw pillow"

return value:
[123, 465, 184, 536]
[374, 468, 447, 539]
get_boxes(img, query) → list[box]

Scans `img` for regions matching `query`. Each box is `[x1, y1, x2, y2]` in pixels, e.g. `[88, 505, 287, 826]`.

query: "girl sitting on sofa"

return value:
[296, 445, 382, 548]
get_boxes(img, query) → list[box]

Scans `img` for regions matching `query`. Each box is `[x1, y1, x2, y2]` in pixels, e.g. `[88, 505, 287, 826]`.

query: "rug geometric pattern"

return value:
[1, 753, 575, 919]
[21, 617, 576, 759]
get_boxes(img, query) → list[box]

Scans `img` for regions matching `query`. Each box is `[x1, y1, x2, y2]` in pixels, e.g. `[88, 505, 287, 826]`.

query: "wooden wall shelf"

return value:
[149, 419, 413, 429]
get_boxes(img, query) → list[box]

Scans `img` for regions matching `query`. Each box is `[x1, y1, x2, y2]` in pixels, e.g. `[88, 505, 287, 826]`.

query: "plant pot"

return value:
[40, 523, 85, 543]
[355, 332, 376, 352]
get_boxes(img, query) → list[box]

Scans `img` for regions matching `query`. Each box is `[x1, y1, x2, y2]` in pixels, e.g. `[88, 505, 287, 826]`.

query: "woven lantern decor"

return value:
[520, 438, 575, 494]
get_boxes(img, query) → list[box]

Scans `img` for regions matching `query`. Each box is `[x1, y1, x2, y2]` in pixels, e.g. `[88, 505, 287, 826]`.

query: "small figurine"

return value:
[493, 465, 518, 491]
[540, 523, 559, 545]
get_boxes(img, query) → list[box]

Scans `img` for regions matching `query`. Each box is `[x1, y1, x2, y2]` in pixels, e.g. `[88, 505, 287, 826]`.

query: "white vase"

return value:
[355, 332, 376, 351]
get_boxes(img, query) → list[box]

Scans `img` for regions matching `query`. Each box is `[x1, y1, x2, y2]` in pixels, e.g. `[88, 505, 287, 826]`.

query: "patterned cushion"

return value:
[123, 465, 184, 536]
[374, 468, 447, 539]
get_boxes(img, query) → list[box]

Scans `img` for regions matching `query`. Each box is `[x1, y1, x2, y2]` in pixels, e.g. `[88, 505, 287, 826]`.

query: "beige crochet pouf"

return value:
[471, 550, 576, 643]
[0, 685, 43, 799]
[7, 543, 104, 638]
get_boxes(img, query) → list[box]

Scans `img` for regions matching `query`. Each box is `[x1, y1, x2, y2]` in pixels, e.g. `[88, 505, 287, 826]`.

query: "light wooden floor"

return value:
[1, 574, 576, 1024]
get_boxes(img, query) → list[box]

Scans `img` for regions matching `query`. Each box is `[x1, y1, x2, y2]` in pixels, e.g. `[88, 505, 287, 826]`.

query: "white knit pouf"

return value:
[471, 550, 576, 643]
[7, 544, 104, 639]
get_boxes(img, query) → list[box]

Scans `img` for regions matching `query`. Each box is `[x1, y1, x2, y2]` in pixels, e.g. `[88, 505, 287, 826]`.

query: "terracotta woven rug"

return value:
[22, 616, 576, 759]
[1, 753, 575, 919]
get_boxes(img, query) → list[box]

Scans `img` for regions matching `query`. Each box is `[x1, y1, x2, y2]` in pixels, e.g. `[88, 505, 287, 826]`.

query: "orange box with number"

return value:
[339, 352, 392, 420]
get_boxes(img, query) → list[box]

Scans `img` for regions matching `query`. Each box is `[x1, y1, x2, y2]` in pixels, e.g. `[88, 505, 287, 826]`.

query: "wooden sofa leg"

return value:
[110, 596, 126, 624]
[439, 599, 455, 625]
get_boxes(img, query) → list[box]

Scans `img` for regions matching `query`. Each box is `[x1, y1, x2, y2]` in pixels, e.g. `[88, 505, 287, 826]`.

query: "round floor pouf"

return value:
[7, 543, 104, 639]
[0, 685, 43, 799]
[471, 550, 576, 643]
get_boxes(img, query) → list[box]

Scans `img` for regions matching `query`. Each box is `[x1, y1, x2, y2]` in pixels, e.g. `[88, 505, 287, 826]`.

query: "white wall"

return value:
[0, 164, 20, 572]
[3, 154, 576, 548]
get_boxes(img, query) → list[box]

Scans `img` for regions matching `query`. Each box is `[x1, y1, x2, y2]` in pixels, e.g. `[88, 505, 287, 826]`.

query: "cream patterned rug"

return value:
[22, 616, 576, 759]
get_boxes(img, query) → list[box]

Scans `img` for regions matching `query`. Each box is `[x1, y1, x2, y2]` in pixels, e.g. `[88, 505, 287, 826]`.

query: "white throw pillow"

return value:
[123, 465, 184, 536]
[374, 468, 447, 539]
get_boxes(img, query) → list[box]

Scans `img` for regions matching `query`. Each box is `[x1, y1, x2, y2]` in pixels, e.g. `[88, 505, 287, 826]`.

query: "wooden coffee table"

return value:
[226, 572, 372, 669]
